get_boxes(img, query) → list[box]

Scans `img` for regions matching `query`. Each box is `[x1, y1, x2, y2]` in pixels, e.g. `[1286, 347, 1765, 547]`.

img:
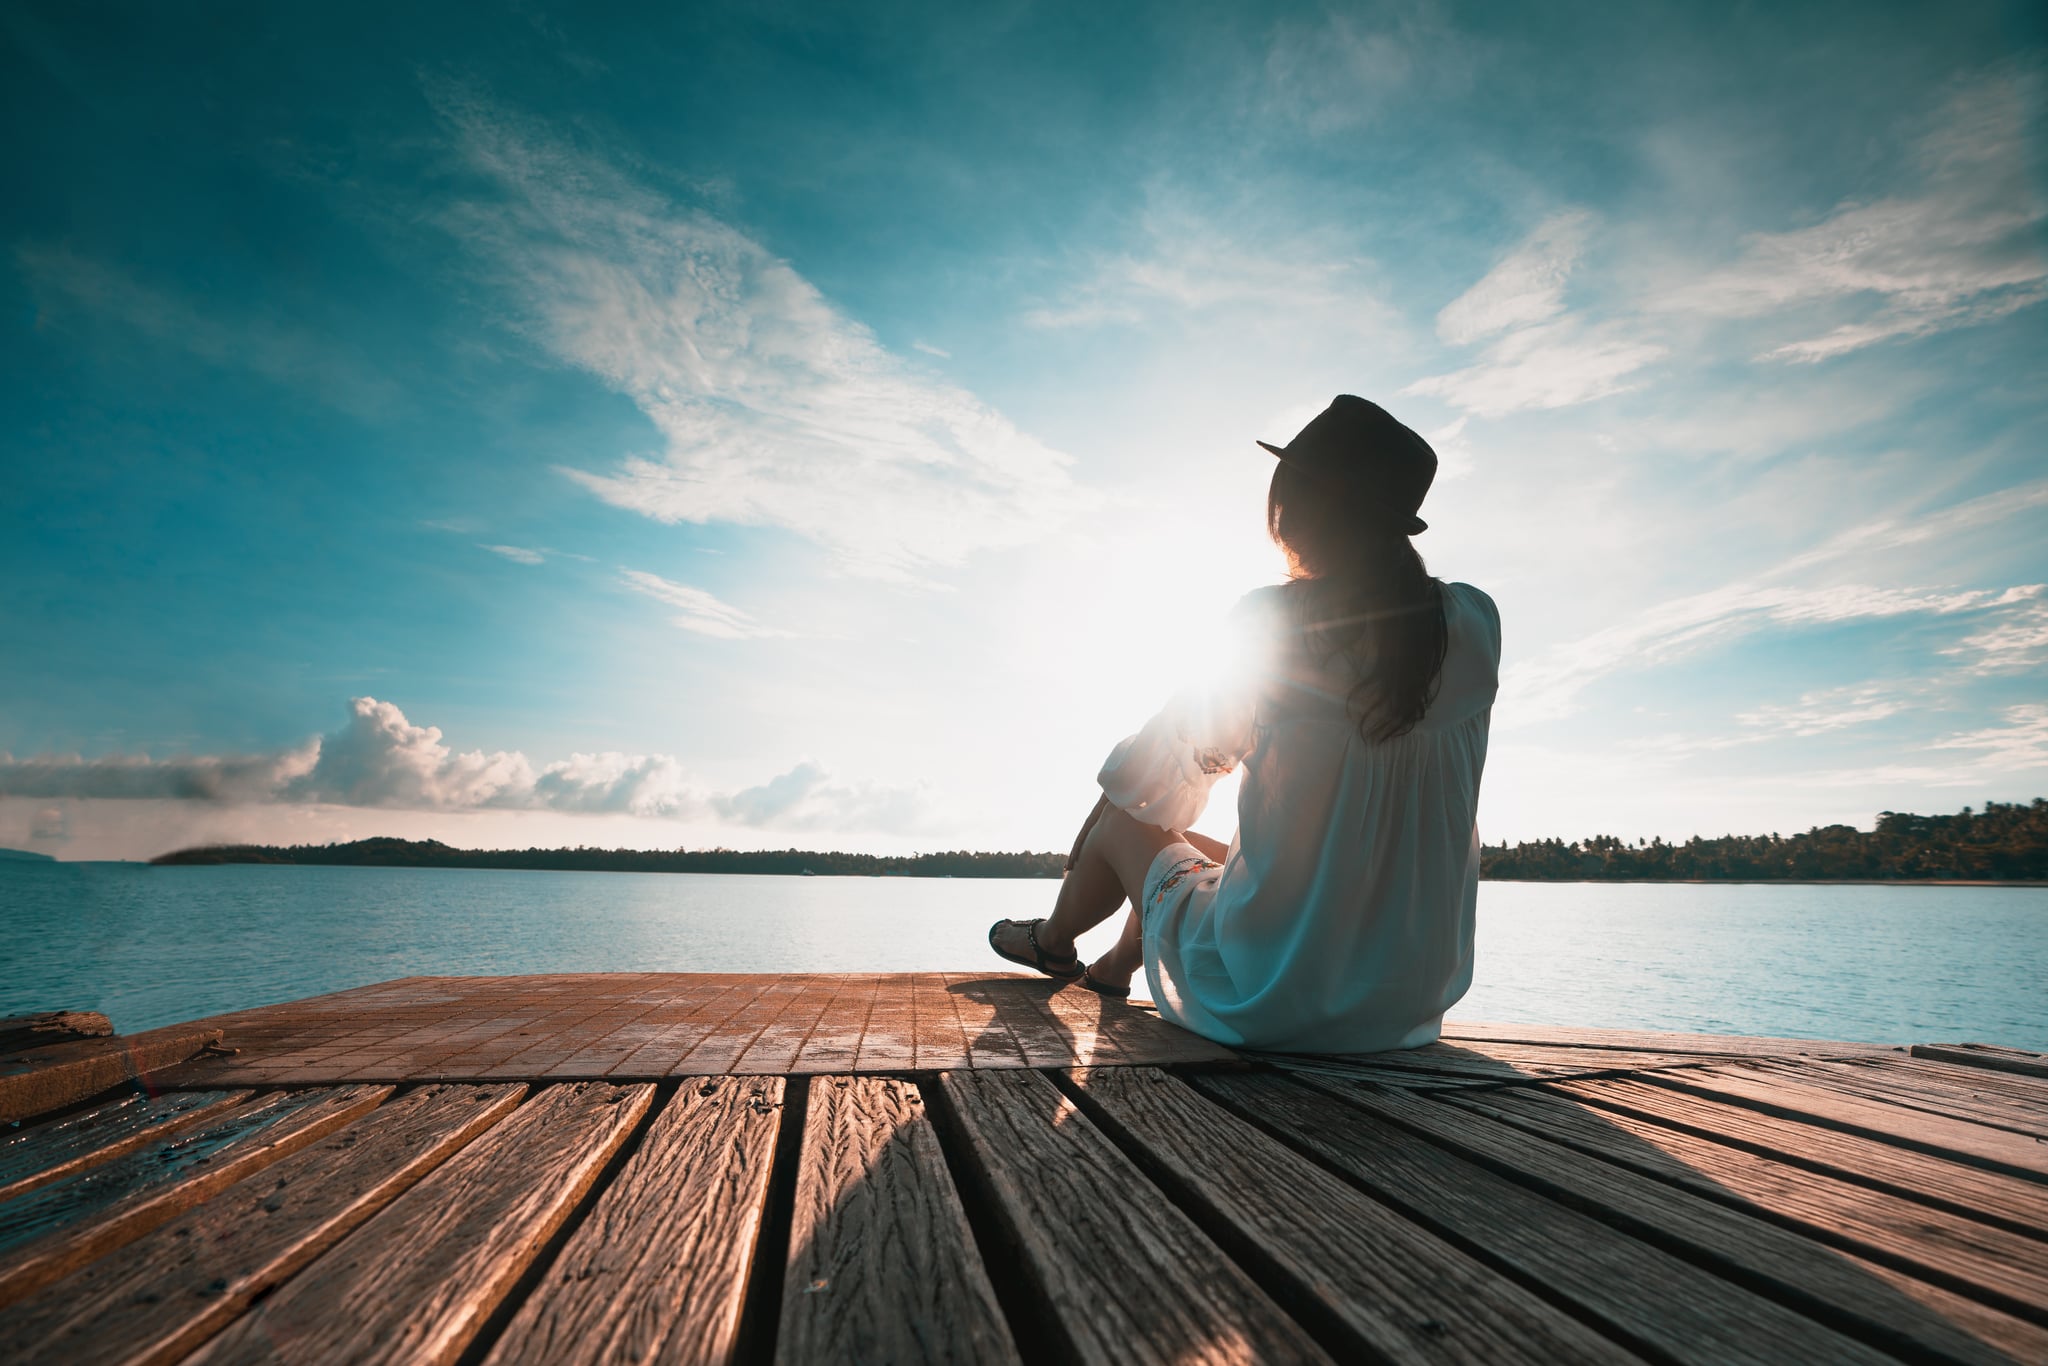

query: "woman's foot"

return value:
[987, 917, 1084, 980]
[1076, 957, 1135, 997]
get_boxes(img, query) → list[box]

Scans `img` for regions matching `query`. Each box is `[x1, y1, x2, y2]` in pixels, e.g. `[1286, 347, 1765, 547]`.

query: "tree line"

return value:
[151, 837, 1069, 879]
[150, 798, 2047, 882]
[1481, 799, 2048, 882]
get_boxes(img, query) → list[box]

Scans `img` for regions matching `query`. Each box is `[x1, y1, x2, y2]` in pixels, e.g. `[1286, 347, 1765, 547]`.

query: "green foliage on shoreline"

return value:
[148, 799, 2048, 882]
[150, 837, 1068, 879]
[1481, 799, 2048, 882]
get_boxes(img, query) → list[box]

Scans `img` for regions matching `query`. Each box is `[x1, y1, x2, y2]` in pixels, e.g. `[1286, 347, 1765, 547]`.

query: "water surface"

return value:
[4, 862, 2043, 1049]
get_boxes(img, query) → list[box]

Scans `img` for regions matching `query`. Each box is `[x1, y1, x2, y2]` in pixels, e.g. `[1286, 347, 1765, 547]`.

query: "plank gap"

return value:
[730, 1073, 807, 1366]
[919, 1072, 1073, 1366]
[452, 1082, 668, 1366]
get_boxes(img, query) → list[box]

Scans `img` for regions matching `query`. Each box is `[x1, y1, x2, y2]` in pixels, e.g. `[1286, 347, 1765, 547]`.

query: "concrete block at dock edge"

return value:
[0, 1025, 223, 1124]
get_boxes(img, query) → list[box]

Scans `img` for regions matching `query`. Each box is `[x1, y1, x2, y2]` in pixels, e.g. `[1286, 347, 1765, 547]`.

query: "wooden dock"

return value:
[2, 973, 2045, 1364]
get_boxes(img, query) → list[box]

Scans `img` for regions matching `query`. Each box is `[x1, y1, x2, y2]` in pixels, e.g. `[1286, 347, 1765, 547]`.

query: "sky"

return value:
[1, 1, 2044, 861]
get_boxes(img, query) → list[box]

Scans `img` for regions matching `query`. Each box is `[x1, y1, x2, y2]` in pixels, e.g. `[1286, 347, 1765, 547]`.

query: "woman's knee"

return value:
[1086, 804, 1179, 897]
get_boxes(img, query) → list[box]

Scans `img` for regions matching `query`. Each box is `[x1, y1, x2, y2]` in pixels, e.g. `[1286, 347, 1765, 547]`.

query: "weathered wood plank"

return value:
[1552, 1075, 2048, 1238]
[1752, 1058, 2048, 1139]
[1324, 1078, 2048, 1363]
[1439, 1020, 1898, 1058]
[1913, 1043, 2048, 1081]
[677, 978, 813, 1075]
[0, 1084, 390, 1307]
[908, 972, 971, 1072]
[0, 1011, 113, 1053]
[0, 1083, 525, 1366]
[778, 1076, 1017, 1366]
[733, 975, 849, 1074]
[1067, 1068, 1639, 1365]
[1192, 1073, 1893, 1366]
[187, 1081, 653, 1366]
[1651, 1065, 2048, 1179]
[939, 1068, 1330, 1365]
[1256, 1041, 1707, 1084]
[0, 1025, 222, 1124]
[484, 1077, 782, 1366]
[790, 975, 880, 1074]
[0, 1089, 250, 1202]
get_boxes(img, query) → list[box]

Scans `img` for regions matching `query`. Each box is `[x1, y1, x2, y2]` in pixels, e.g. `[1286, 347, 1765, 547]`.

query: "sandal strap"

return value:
[1025, 919, 1078, 971]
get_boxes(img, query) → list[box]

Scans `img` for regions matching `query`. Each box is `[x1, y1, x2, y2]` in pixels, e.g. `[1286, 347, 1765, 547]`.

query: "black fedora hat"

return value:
[1257, 394, 1436, 535]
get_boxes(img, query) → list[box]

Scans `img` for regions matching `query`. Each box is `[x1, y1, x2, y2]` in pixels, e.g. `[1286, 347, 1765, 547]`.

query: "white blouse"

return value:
[1099, 579, 1501, 1053]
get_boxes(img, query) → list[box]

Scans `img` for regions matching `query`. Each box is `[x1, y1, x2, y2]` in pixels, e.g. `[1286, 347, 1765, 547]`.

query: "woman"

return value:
[989, 395, 1500, 1054]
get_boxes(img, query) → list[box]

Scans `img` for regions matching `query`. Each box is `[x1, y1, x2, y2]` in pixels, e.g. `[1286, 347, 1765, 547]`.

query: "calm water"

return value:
[3, 861, 2045, 1049]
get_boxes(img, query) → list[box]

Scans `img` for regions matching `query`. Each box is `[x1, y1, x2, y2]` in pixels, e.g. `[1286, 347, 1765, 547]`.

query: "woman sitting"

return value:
[990, 395, 1501, 1053]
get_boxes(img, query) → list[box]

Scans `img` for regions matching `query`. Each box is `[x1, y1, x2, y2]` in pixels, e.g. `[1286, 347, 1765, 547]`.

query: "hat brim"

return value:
[1256, 440, 1286, 457]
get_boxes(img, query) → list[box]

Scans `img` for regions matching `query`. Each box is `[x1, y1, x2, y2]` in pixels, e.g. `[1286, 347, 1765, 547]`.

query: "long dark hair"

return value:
[1267, 461, 1448, 742]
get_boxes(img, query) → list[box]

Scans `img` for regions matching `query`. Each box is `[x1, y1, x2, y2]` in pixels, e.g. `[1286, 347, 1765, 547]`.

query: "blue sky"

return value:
[2, 1, 2044, 859]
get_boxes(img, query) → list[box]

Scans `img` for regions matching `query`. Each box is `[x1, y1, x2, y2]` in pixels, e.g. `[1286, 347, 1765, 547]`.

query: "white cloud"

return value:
[1734, 683, 1917, 738]
[1022, 203, 1401, 339]
[618, 568, 788, 639]
[1789, 705, 2048, 789]
[0, 699, 927, 832]
[911, 340, 950, 358]
[426, 85, 1080, 583]
[1435, 211, 1593, 345]
[712, 760, 931, 832]
[1505, 582, 2043, 727]
[1671, 64, 2046, 362]
[481, 543, 546, 565]
[1943, 601, 2048, 676]
[1403, 318, 1666, 418]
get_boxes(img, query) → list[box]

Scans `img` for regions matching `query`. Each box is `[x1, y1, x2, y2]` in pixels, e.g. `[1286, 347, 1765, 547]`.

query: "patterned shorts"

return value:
[1143, 844, 1224, 921]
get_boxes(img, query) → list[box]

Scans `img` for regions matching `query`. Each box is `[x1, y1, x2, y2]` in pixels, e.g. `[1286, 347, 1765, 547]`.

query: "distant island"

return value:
[147, 799, 2047, 882]
[1481, 799, 2047, 882]
[0, 847, 56, 862]
[152, 837, 1067, 879]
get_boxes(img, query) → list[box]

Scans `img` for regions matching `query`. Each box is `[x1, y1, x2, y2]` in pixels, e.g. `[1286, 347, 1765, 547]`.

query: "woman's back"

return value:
[1146, 579, 1502, 1053]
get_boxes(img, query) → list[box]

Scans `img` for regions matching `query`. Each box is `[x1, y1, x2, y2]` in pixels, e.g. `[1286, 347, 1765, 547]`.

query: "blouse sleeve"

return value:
[1096, 590, 1276, 830]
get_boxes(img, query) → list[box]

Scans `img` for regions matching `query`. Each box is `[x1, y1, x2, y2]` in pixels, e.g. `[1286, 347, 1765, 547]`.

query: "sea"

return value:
[3, 860, 2045, 1050]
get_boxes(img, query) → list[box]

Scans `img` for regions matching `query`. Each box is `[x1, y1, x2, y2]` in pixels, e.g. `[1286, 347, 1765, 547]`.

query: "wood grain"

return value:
[0, 1089, 249, 1202]
[1913, 1044, 2048, 1081]
[484, 1076, 784, 1366]
[1753, 1058, 2048, 1138]
[940, 1068, 1330, 1365]
[0, 1024, 222, 1124]
[0, 1084, 390, 1307]
[1067, 1068, 1637, 1365]
[0, 1011, 112, 1052]
[1650, 1066, 2048, 1179]
[0, 1083, 524, 1366]
[1333, 1079, 2048, 1364]
[1193, 1072, 1893, 1366]
[1553, 1075, 2048, 1237]
[185, 1081, 651, 1366]
[1438, 1020, 1898, 1058]
[778, 1076, 1017, 1366]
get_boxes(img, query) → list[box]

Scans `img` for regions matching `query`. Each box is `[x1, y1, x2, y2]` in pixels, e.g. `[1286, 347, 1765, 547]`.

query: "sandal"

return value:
[987, 918, 1084, 980]
[1077, 965, 1133, 999]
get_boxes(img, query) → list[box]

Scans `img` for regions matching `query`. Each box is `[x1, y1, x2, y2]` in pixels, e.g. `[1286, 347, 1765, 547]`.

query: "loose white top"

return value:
[1099, 579, 1501, 1053]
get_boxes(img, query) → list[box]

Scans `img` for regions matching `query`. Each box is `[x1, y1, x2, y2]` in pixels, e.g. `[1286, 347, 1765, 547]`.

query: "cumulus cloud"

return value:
[1671, 64, 2046, 362]
[0, 698, 923, 831]
[1435, 211, 1593, 345]
[618, 569, 789, 639]
[426, 84, 1079, 583]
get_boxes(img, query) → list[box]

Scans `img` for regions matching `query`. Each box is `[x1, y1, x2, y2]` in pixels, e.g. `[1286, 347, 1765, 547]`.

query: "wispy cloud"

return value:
[618, 568, 788, 639]
[0, 698, 928, 831]
[1734, 683, 1918, 738]
[1669, 64, 2046, 362]
[1435, 210, 1593, 345]
[1405, 210, 1664, 417]
[481, 543, 546, 565]
[427, 84, 1081, 583]
[1505, 581, 2043, 727]
[14, 246, 399, 416]
[1942, 600, 2048, 676]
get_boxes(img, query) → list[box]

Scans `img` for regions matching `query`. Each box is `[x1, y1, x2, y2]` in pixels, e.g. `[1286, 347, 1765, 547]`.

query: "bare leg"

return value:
[991, 802, 1177, 968]
[1086, 905, 1146, 990]
[1181, 829, 1229, 863]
